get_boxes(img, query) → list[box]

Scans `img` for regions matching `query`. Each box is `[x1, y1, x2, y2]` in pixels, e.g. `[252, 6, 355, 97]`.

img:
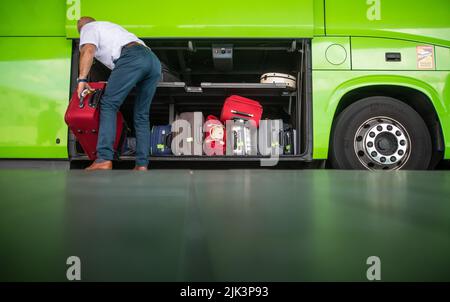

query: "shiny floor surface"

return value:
[0, 169, 449, 281]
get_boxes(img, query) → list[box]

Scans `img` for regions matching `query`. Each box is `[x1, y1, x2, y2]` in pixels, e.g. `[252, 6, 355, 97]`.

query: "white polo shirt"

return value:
[79, 21, 146, 70]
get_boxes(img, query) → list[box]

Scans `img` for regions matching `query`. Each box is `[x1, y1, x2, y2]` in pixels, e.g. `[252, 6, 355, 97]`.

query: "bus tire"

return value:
[330, 96, 432, 170]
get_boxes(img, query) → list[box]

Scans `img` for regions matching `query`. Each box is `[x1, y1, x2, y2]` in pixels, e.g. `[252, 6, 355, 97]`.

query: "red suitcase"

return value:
[220, 95, 263, 127]
[64, 82, 125, 160]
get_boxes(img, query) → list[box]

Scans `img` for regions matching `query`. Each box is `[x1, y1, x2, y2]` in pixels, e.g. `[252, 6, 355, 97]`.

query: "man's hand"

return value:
[77, 43, 96, 98]
[77, 82, 93, 99]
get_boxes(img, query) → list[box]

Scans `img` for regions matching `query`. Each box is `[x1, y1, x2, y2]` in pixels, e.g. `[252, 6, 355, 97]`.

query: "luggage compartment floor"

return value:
[0, 169, 449, 281]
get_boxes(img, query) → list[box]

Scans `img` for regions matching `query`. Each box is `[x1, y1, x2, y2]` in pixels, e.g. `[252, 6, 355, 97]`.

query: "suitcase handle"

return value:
[89, 89, 104, 108]
[231, 110, 254, 118]
[280, 129, 293, 154]
[232, 117, 249, 123]
[279, 131, 285, 148]
[233, 131, 238, 151]
[79, 95, 86, 109]
[164, 132, 173, 148]
[79, 88, 95, 108]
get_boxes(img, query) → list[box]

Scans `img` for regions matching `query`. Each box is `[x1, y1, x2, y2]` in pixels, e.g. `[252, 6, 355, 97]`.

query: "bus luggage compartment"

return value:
[68, 39, 312, 165]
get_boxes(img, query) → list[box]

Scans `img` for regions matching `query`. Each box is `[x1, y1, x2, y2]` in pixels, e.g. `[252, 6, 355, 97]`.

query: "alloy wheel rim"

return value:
[354, 117, 411, 170]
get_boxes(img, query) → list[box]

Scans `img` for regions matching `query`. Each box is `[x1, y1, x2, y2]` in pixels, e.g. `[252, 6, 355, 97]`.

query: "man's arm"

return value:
[77, 44, 96, 97]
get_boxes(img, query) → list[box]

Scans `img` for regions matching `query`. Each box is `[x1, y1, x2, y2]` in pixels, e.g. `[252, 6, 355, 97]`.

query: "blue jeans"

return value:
[96, 45, 161, 166]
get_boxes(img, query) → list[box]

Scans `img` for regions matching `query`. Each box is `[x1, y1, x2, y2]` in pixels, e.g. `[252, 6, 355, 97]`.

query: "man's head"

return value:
[77, 16, 96, 33]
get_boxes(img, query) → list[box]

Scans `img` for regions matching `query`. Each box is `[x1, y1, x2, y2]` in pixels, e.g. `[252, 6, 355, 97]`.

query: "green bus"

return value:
[0, 0, 449, 170]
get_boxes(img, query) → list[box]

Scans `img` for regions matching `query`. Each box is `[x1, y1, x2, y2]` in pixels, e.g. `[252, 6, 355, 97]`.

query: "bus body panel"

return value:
[312, 36, 351, 70]
[65, 0, 315, 38]
[325, 0, 450, 48]
[351, 37, 436, 71]
[0, 37, 71, 158]
[313, 0, 326, 36]
[312, 71, 450, 159]
[0, 0, 66, 37]
[312, 34, 450, 160]
[436, 46, 450, 71]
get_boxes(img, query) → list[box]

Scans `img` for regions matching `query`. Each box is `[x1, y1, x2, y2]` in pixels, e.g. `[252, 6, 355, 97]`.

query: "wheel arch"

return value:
[326, 76, 446, 168]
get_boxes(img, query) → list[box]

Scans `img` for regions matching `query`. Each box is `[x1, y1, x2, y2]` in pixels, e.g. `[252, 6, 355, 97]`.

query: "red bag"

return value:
[204, 115, 226, 156]
[64, 82, 125, 160]
[220, 95, 263, 127]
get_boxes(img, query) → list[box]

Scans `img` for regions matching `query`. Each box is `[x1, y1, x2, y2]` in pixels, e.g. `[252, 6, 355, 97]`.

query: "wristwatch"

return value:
[77, 78, 88, 83]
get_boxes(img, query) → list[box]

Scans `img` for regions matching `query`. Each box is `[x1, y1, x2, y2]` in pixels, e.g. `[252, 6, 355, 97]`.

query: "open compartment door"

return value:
[65, 0, 314, 39]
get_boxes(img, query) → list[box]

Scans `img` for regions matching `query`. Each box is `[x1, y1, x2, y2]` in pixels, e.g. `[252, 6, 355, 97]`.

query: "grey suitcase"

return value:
[226, 119, 257, 156]
[258, 119, 283, 156]
[172, 112, 204, 156]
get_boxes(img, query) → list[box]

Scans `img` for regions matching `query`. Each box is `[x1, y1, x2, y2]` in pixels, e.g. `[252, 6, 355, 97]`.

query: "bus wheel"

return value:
[330, 97, 432, 170]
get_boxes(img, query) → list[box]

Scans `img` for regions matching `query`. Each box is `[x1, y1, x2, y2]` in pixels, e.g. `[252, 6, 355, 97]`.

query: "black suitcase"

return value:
[280, 124, 297, 155]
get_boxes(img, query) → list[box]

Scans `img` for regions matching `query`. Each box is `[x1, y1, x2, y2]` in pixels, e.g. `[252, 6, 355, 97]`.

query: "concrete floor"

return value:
[0, 168, 449, 281]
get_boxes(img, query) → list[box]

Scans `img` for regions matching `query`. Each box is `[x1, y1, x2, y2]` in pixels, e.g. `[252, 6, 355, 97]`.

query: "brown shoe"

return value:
[133, 166, 148, 171]
[85, 160, 113, 171]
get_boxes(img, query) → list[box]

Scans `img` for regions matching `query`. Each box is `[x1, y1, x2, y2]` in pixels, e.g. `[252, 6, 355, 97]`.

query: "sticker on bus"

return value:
[416, 46, 434, 70]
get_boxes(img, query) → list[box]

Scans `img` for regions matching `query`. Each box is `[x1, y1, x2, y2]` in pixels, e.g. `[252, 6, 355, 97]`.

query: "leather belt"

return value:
[123, 41, 142, 49]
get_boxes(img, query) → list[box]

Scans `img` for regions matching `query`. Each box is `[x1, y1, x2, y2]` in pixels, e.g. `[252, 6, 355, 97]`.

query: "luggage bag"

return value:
[220, 95, 263, 127]
[260, 72, 297, 90]
[150, 125, 173, 155]
[172, 112, 204, 156]
[64, 82, 126, 160]
[258, 119, 283, 156]
[280, 124, 297, 155]
[122, 137, 136, 156]
[226, 119, 258, 156]
[204, 115, 226, 156]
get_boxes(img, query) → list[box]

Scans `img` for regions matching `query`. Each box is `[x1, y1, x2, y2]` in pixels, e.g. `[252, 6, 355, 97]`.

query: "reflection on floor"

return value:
[0, 169, 449, 281]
